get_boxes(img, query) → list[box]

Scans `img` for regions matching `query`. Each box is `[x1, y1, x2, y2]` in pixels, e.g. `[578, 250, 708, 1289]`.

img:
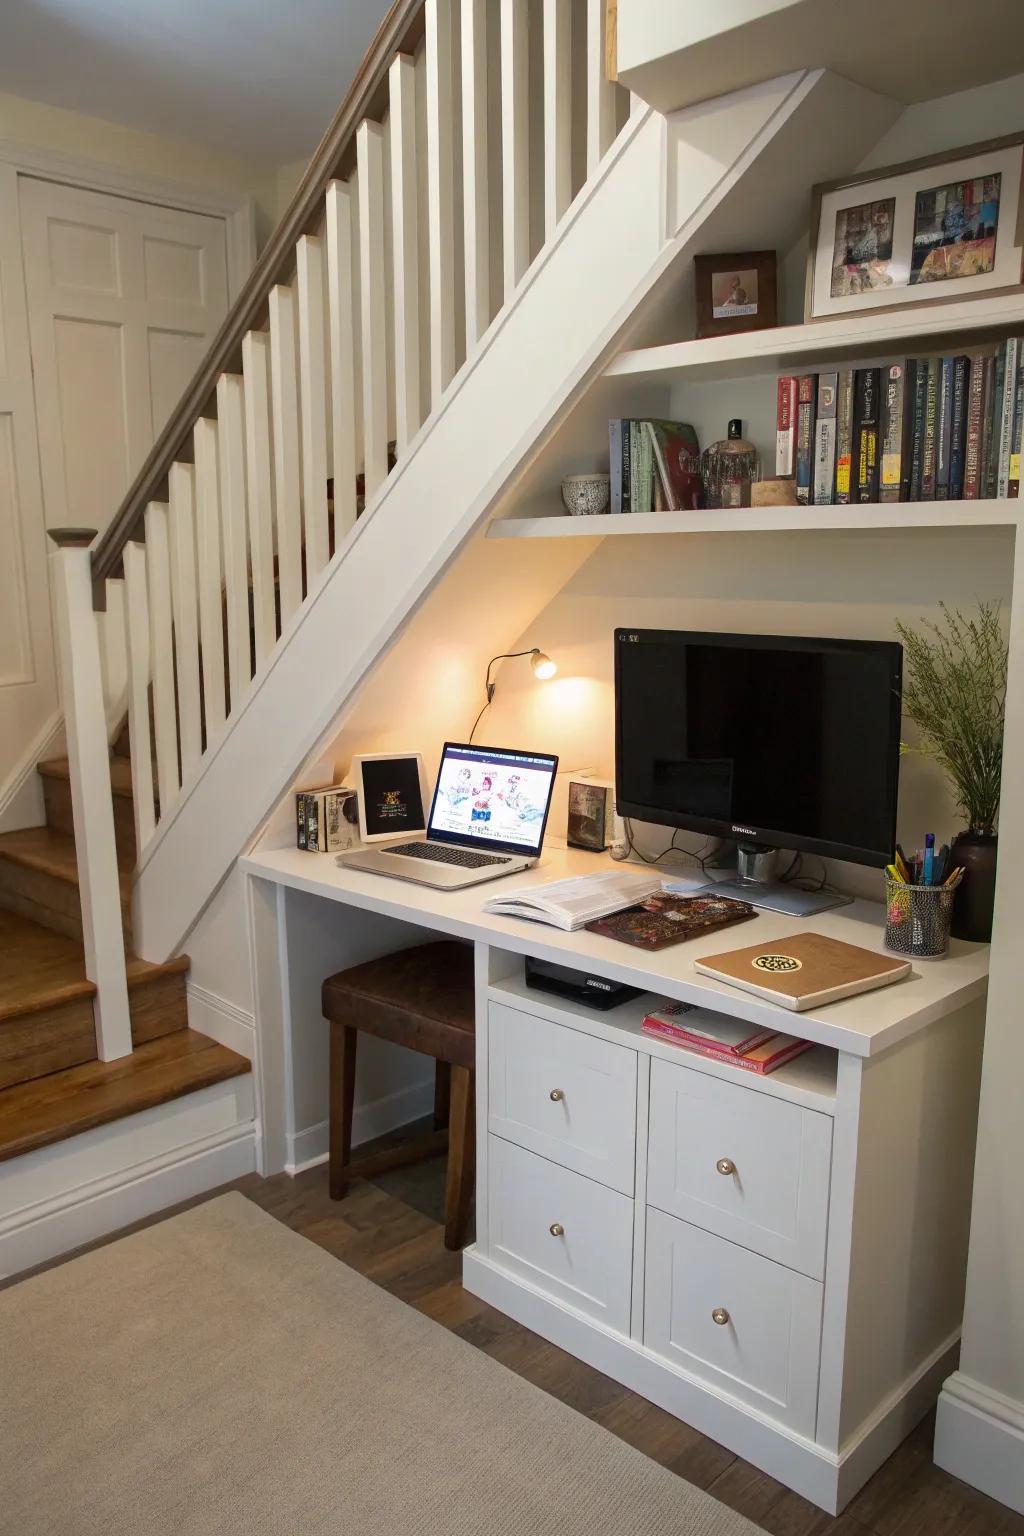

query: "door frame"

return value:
[0, 139, 257, 301]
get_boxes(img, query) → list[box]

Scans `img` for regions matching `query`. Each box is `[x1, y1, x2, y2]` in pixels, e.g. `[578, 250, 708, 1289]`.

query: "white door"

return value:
[19, 177, 230, 539]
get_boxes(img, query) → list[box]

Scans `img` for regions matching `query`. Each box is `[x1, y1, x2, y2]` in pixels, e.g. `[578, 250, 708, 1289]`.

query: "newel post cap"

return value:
[48, 527, 98, 549]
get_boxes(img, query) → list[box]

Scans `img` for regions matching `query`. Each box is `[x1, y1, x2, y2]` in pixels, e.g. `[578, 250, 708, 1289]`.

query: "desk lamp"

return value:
[468, 649, 557, 743]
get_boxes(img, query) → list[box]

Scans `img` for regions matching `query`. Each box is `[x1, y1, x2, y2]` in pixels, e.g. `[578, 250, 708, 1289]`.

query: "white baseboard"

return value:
[935, 1372, 1024, 1516]
[186, 981, 256, 1060]
[285, 1076, 436, 1175]
[0, 712, 64, 834]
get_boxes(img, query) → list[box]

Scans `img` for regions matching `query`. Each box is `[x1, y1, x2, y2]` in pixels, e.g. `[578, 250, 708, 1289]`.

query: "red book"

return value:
[643, 1022, 813, 1075]
[776, 376, 799, 477]
[641, 1005, 776, 1057]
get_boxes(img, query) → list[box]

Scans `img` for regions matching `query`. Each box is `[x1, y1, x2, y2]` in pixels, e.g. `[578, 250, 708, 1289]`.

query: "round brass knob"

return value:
[712, 1307, 730, 1326]
[549, 1222, 565, 1237]
[716, 1158, 736, 1176]
[549, 1088, 565, 1102]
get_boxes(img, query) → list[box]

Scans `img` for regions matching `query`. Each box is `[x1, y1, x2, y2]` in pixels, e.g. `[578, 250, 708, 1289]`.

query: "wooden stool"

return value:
[321, 940, 476, 1250]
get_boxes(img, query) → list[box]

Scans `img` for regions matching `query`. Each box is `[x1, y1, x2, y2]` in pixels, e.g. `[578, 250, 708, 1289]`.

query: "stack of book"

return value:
[609, 419, 701, 512]
[641, 1000, 813, 1075]
[776, 337, 1024, 506]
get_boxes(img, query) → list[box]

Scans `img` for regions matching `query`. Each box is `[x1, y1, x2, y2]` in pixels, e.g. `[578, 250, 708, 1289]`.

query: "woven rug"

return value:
[0, 1192, 762, 1536]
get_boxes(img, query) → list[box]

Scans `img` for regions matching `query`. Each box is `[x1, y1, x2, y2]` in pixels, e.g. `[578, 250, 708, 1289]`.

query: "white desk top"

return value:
[242, 844, 989, 1059]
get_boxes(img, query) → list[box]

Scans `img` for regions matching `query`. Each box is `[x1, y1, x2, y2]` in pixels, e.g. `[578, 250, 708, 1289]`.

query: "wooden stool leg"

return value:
[443, 1064, 475, 1250]
[434, 1059, 451, 1129]
[329, 1021, 357, 1200]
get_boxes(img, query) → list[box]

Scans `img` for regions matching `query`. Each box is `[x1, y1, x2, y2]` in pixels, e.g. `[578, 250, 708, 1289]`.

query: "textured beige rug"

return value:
[0, 1193, 762, 1536]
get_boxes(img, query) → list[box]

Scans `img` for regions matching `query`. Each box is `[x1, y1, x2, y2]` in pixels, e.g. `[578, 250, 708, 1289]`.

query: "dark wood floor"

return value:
[8, 1125, 1023, 1536]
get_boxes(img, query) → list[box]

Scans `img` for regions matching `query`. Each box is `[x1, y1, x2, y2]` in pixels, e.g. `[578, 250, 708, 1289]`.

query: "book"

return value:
[776, 376, 799, 476]
[920, 358, 939, 499]
[982, 347, 1004, 499]
[694, 931, 912, 1011]
[833, 369, 855, 505]
[964, 355, 990, 498]
[812, 372, 838, 505]
[853, 367, 880, 503]
[297, 787, 359, 852]
[948, 355, 971, 501]
[1010, 345, 1024, 498]
[482, 871, 662, 931]
[880, 360, 914, 503]
[935, 356, 955, 500]
[585, 893, 756, 951]
[908, 360, 929, 501]
[609, 419, 633, 513]
[641, 1001, 777, 1056]
[645, 420, 701, 511]
[642, 1022, 814, 1075]
[795, 375, 817, 504]
[997, 337, 1020, 499]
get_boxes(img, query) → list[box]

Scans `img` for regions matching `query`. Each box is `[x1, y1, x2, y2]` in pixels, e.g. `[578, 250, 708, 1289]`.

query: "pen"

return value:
[923, 833, 935, 886]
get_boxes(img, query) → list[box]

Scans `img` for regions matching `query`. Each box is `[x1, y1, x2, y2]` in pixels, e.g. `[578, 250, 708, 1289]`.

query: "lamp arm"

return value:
[484, 649, 540, 702]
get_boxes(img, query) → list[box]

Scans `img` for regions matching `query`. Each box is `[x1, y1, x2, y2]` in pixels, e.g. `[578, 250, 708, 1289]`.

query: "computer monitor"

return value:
[428, 743, 559, 858]
[614, 629, 902, 884]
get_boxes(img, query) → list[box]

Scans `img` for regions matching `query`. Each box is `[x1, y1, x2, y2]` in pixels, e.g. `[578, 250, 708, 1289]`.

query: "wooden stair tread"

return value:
[38, 755, 134, 799]
[0, 826, 134, 889]
[0, 911, 190, 1024]
[0, 1029, 250, 1161]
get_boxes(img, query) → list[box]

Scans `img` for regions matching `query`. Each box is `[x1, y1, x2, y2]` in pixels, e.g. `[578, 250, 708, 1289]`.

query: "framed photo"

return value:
[349, 752, 429, 843]
[806, 134, 1024, 320]
[694, 250, 778, 339]
[566, 779, 611, 852]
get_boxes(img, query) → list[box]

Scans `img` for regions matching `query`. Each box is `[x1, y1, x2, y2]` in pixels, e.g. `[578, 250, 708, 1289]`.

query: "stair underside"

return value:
[0, 1028, 251, 1163]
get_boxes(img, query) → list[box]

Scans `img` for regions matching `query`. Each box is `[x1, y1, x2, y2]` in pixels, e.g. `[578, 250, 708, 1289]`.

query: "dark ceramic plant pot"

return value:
[948, 830, 998, 943]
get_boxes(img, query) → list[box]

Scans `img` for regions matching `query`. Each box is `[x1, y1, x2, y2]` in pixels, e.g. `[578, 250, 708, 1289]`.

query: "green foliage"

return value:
[895, 602, 1007, 835]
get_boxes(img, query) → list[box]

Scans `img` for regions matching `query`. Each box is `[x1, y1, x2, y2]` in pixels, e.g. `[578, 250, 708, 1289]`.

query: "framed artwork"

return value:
[806, 134, 1024, 320]
[566, 779, 611, 851]
[693, 250, 778, 339]
[349, 752, 429, 843]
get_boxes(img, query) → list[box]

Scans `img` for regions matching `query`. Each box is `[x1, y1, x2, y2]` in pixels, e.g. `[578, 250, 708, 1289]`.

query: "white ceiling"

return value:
[0, 0, 395, 163]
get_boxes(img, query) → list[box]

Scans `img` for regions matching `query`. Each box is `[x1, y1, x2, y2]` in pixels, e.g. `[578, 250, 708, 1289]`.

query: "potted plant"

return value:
[895, 601, 1007, 942]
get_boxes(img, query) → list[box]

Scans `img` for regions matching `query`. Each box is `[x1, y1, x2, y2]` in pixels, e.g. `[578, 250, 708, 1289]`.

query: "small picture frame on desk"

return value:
[350, 752, 429, 843]
[567, 779, 613, 852]
[694, 250, 778, 340]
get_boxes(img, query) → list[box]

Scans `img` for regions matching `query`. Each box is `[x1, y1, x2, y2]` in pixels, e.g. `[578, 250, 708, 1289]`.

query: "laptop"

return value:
[337, 742, 559, 889]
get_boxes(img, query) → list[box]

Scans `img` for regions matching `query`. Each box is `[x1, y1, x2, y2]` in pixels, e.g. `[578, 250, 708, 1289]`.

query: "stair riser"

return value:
[129, 969, 189, 1046]
[41, 774, 137, 866]
[0, 998, 97, 1091]
[0, 863, 132, 947]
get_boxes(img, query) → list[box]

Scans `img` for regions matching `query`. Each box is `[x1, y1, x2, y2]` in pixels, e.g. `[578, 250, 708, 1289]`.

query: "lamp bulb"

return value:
[531, 650, 557, 681]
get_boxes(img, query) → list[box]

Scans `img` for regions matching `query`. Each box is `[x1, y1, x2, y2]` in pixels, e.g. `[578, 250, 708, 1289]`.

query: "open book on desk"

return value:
[482, 870, 661, 931]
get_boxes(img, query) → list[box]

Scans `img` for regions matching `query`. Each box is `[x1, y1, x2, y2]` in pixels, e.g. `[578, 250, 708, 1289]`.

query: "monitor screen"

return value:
[428, 743, 559, 856]
[614, 630, 902, 867]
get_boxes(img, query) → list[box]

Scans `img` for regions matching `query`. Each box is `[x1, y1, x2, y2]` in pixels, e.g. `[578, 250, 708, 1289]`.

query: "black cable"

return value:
[468, 650, 542, 744]
[613, 817, 716, 873]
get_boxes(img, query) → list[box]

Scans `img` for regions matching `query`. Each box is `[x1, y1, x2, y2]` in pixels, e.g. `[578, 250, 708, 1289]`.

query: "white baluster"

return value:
[501, 0, 530, 299]
[98, 577, 128, 736]
[167, 462, 202, 782]
[357, 121, 389, 503]
[49, 530, 133, 1060]
[242, 331, 277, 670]
[216, 372, 252, 712]
[544, 0, 572, 240]
[143, 501, 180, 819]
[425, 0, 456, 404]
[389, 57, 421, 455]
[461, 0, 490, 351]
[193, 416, 226, 739]
[586, 0, 617, 176]
[296, 235, 330, 585]
[326, 181, 358, 541]
[268, 283, 303, 625]
[122, 537, 157, 853]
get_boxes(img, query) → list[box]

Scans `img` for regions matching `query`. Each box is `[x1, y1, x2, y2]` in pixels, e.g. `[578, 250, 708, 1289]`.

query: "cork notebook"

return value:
[694, 931, 911, 1011]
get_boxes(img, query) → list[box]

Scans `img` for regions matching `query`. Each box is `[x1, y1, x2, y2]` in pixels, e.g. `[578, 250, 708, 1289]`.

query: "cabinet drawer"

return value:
[487, 1136, 634, 1333]
[488, 1002, 637, 1193]
[647, 1056, 832, 1278]
[645, 1207, 822, 1436]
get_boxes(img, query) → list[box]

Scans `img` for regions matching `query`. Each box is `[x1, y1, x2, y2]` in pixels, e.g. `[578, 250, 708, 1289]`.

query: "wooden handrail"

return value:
[90, 0, 425, 607]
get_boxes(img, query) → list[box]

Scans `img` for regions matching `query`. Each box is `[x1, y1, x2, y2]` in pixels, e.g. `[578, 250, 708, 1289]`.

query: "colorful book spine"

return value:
[880, 360, 913, 503]
[948, 356, 971, 501]
[920, 358, 939, 499]
[834, 369, 855, 504]
[609, 420, 624, 513]
[997, 337, 1020, 499]
[964, 356, 988, 499]
[935, 357, 955, 500]
[853, 367, 880, 503]
[908, 360, 928, 502]
[296, 793, 308, 850]
[983, 348, 1004, 499]
[641, 1021, 813, 1075]
[1011, 346, 1024, 498]
[795, 374, 817, 504]
[776, 376, 799, 477]
[813, 373, 839, 505]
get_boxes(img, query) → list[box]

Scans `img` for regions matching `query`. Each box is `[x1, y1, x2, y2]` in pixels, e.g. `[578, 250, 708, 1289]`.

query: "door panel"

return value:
[52, 316, 131, 531]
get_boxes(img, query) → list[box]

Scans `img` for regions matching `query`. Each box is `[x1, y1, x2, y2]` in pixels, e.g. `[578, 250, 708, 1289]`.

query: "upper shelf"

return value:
[604, 295, 1024, 388]
[487, 500, 1022, 541]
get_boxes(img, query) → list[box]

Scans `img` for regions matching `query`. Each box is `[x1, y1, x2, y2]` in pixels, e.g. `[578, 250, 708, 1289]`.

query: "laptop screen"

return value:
[427, 743, 559, 858]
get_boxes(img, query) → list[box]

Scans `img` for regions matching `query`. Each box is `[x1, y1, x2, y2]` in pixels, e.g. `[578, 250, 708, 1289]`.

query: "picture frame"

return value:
[566, 779, 612, 852]
[806, 133, 1024, 321]
[694, 250, 778, 340]
[349, 752, 429, 843]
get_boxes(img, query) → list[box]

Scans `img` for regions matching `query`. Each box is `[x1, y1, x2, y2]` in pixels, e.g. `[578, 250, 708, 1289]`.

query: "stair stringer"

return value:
[132, 70, 839, 960]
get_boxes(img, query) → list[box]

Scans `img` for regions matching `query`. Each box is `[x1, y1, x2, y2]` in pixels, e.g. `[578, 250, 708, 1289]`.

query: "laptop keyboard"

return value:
[383, 841, 514, 870]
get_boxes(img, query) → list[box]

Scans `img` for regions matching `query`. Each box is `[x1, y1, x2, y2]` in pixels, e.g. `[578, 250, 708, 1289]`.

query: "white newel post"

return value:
[49, 528, 133, 1061]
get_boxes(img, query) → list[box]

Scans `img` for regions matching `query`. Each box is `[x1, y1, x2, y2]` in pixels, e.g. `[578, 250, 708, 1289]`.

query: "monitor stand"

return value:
[696, 876, 854, 918]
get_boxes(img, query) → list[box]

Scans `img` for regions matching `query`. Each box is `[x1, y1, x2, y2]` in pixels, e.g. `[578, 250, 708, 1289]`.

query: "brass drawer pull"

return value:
[712, 1307, 730, 1326]
[549, 1222, 565, 1237]
[716, 1158, 736, 1176]
[549, 1088, 565, 1102]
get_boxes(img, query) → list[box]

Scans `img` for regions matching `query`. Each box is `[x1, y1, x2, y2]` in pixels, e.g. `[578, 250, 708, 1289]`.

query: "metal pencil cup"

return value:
[884, 877, 954, 961]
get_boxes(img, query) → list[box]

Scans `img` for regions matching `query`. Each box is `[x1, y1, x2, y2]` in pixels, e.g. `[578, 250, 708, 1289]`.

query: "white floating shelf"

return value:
[605, 296, 1024, 388]
[487, 500, 1022, 540]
